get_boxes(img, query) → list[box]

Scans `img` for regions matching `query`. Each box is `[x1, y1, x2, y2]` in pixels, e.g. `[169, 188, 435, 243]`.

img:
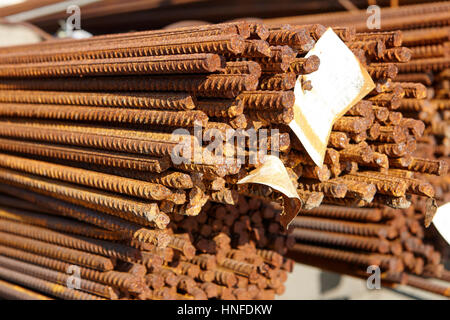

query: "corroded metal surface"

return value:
[0, 18, 447, 300]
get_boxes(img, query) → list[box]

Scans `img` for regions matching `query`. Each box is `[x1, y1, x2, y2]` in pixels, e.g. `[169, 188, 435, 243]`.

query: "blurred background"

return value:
[0, 0, 445, 38]
[0, 0, 449, 300]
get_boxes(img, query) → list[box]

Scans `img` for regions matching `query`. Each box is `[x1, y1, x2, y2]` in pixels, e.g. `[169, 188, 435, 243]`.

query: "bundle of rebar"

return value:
[0, 19, 446, 300]
[0, 21, 320, 220]
[0, 21, 312, 300]
[266, 1, 450, 33]
[0, 192, 294, 300]
[267, 2, 450, 298]
[394, 27, 450, 208]
[282, 27, 446, 211]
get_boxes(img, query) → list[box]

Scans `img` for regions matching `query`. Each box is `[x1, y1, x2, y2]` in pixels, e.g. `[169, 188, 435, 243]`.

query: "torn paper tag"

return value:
[424, 198, 438, 228]
[289, 28, 375, 167]
[432, 202, 450, 245]
[237, 155, 302, 229]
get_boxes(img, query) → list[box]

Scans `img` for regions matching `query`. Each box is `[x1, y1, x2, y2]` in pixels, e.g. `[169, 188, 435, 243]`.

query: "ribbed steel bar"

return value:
[0, 168, 169, 229]
[291, 216, 396, 239]
[0, 74, 258, 98]
[0, 121, 180, 158]
[0, 22, 248, 54]
[0, 35, 245, 64]
[0, 104, 208, 127]
[0, 244, 145, 294]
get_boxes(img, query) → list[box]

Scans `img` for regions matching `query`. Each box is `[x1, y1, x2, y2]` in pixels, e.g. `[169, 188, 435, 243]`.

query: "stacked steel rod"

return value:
[0, 21, 325, 221]
[266, 1, 450, 33]
[393, 19, 450, 275]
[267, 2, 450, 298]
[288, 200, 450, 298]
[15, 0, 445, 34]
[0, 21, 441, 213]
[0, 192, 293, 300]
[0, 19, 445, 299]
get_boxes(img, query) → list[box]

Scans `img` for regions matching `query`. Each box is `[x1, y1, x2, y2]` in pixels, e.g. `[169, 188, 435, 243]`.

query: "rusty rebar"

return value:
[0, 265, 105, 300]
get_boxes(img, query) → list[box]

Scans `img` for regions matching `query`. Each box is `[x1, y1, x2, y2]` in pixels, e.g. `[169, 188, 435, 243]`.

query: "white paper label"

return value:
[289, 28, 375, 167]
[432, 202, 450, 245]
